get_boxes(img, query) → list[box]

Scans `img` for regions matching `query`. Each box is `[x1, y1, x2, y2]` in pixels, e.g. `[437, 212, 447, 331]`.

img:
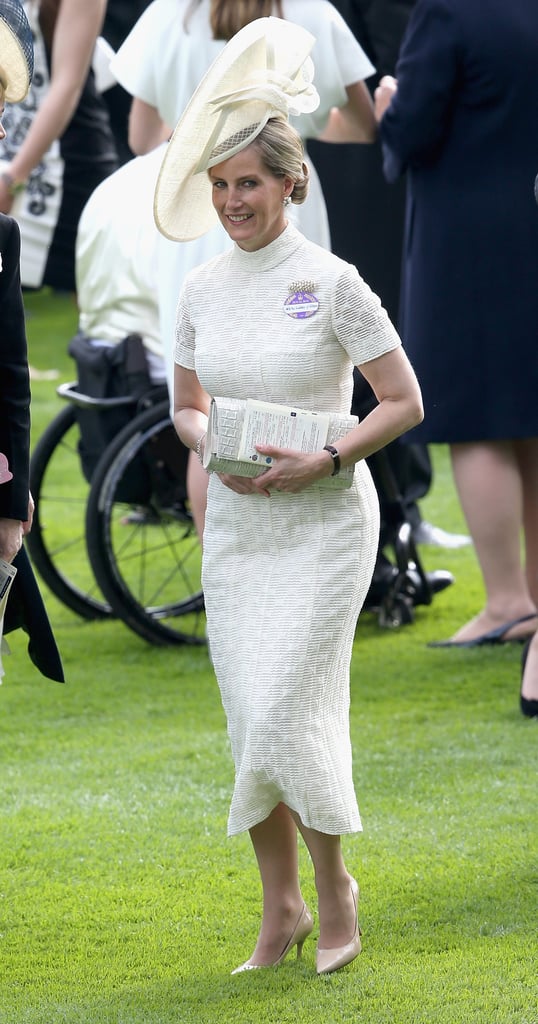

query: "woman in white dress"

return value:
[156, 19, 423, 974]
[111, 0, 377, 535]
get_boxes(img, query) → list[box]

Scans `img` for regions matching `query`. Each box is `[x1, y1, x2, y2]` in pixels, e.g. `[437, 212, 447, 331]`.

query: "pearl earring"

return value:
[283, 195, 291, 206]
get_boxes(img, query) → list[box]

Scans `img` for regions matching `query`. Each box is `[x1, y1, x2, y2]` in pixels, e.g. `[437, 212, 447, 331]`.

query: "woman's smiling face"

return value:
[209, 144, 293, 251]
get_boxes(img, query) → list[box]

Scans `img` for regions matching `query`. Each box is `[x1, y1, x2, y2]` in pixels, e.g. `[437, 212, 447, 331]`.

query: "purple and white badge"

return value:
[284, 280, 319, 320]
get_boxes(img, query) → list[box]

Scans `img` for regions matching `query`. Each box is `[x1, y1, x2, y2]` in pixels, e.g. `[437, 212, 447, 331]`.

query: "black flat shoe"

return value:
[520, 638, 538, 719]
[429, 612, 538, 649]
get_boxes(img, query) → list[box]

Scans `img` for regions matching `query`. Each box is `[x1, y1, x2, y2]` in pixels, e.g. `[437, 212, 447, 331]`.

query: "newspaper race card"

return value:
[0, 558, 17, 680]
[237, 399, 330, 465]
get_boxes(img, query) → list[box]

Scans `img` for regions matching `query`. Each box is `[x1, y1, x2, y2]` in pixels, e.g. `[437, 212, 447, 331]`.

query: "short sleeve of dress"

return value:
[291, 1, 376, 137]
[111, 1, 223, 135]
[174, 286, 195, 371]
[331, 263, 401, 366]
[324, 4, 375, 86]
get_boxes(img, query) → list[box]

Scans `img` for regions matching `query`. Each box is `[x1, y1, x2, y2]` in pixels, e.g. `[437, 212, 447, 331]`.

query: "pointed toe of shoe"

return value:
[316, 930, 361, 975]
[316, 879, 362, 975]
[231, 961, 261, 975]
[232, 903, 314, 975]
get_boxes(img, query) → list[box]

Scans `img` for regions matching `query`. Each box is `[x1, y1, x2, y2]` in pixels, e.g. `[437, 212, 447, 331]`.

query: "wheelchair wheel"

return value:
[85, 400, 205, 646]
[27, 405, 112, 620]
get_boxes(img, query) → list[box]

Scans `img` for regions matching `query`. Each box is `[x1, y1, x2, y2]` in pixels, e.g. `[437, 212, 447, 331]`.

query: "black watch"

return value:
[323, 445, 341, 476]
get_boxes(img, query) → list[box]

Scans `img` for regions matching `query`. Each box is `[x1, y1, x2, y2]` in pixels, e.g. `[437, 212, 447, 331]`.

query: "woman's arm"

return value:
[335, 346, 423, 466]
[318, 81, 376, 143]
[128, 97, 171, 156]
[253, 347, 423, 495]
[173, 364, 211, 453]
[0, 0, 107, 207]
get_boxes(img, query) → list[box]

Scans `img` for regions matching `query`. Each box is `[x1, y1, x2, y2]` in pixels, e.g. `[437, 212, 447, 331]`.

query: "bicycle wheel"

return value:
[86, 400, 205, 646]
[27, 405, 112, 619]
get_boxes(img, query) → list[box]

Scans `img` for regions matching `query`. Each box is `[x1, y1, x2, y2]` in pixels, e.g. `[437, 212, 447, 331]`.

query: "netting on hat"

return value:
[209, 122, 261, 163]
[1, 0, 34, 82]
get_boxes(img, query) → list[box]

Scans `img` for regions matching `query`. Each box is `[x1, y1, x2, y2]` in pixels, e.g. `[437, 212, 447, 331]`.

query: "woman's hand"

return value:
[217, 472, 264, 495]
[0, 176, 15, 215]
[374, 75, 398, 121]
[218, 445, 333, 497]
[0, 518, 23, 563]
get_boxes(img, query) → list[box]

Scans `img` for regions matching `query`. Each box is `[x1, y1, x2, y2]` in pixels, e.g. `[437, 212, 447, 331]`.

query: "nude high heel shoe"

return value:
[232, 902, 314, 974]
[316, 878, 361, 975]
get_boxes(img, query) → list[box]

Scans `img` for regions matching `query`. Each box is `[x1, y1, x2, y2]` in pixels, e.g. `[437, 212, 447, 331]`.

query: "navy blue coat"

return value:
[380, 0, 538, 442]
[0, 214, 30, 519]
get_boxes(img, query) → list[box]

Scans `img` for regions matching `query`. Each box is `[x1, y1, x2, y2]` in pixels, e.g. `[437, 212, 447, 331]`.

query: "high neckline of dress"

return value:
[231, 222, 303, 271]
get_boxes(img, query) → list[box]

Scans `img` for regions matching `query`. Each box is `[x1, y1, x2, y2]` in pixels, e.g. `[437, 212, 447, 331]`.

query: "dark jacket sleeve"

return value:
[379, 0, 460, 181]
[0, 214, 31, 521]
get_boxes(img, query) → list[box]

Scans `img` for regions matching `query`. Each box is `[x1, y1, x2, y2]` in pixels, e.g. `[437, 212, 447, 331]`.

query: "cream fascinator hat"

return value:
[0, 0, 34, 102]
[154, 16, 319, 242]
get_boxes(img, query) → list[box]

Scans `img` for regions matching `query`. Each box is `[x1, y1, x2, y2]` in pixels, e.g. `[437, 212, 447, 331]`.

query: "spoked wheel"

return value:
[85, 400, 205, 646]
[27, 404, 112, 619]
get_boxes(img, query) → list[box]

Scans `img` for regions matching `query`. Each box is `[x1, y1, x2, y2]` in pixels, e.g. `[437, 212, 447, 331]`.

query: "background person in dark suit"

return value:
[0, 0, 63, 682]
[0, 211, 32, 562]
[376, 0, 538, 646]
[309, 0, 469, 552]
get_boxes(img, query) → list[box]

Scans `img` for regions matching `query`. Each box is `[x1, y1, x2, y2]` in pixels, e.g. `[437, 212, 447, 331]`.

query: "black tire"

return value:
[85, 401, 205, 646]
[378, 593, 415, 629]
[27, 405, 112, 620]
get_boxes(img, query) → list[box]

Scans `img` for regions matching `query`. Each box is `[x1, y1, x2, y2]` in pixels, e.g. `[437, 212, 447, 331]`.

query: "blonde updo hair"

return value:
[252, 117, 310, 205]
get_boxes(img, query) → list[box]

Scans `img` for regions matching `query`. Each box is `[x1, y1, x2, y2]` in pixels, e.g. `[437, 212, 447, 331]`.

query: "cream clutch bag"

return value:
[203, 397, 357, 489]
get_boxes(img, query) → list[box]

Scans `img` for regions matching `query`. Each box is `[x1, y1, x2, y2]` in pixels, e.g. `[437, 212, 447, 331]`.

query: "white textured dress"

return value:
[111, 0, 374, 399]
[176, 225, 400, 837]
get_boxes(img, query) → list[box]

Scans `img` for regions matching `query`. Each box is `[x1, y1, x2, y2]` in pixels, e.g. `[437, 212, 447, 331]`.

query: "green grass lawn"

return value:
[0, 291, 536, 1024]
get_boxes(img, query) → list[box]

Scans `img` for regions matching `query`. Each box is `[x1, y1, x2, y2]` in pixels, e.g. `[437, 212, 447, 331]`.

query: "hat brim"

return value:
[154, 17, 316, 243]
[0, 21, 32, 103]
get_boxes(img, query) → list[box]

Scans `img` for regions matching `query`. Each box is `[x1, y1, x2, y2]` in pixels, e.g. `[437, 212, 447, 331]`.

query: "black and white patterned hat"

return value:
[0, 0, 34, 103]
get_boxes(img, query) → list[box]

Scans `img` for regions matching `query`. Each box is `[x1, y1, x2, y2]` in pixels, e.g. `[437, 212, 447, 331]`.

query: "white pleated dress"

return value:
[176, 225, 400, 836]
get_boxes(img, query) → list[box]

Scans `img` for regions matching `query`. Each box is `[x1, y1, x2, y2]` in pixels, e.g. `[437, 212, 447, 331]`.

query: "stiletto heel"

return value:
[316, 878, 361, 975]
[232, 902, 314, 974]
[520, 638, 538, 718]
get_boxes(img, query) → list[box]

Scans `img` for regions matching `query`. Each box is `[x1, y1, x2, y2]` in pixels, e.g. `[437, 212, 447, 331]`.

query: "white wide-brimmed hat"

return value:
[154, 16, 319, 242]
[0, 0, 34, 103]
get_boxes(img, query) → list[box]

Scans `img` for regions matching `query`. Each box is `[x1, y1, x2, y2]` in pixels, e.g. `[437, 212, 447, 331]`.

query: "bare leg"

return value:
[289, 810, 357, 949]
[514, 437, 538, 606]
[187, 451, 208, 542]
[246, 803, 305, 966]
[449, 441, 536, 641]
